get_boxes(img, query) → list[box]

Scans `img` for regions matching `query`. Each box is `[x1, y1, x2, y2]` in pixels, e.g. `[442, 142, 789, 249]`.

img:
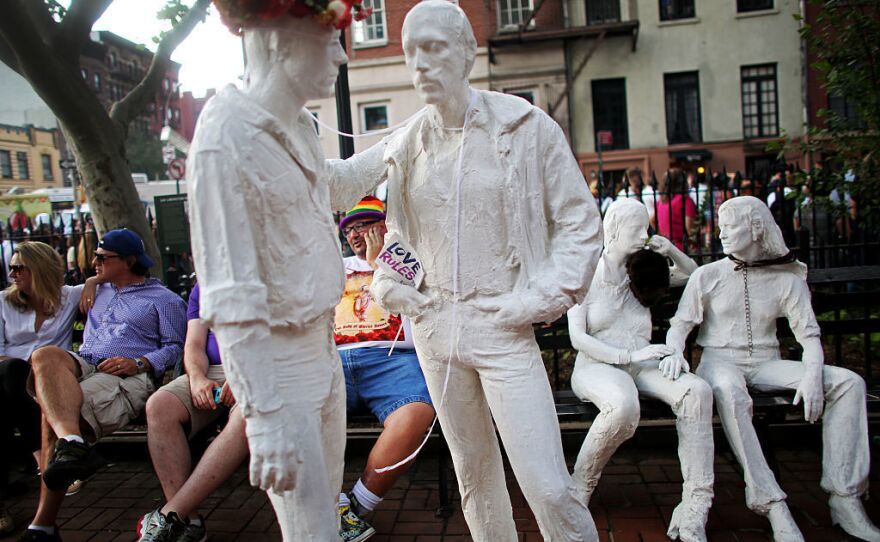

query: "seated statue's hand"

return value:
[245, 409, 302, 492]
[659, 353, 690, 380]
[794, 371, 824, 423]
[630, 344, 675, 363]
[647, 235, 673, 256]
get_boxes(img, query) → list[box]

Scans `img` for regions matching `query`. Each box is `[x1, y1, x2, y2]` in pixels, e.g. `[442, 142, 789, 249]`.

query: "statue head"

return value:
[242, 17, 346, 102]
[717, 196, 788, 260]
[603, 198, 649, 255]
[402, 1, 477, 105]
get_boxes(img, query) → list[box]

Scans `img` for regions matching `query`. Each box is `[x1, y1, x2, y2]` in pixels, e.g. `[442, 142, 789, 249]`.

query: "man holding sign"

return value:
[333, 196, 434, 541]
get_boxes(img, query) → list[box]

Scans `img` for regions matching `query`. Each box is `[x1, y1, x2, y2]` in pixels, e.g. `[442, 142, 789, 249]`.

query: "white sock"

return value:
[338, 492, 350, 507]
[28, 525, 55, 534]
[352, 479, 382, 512]
[61, 435, 85, 444]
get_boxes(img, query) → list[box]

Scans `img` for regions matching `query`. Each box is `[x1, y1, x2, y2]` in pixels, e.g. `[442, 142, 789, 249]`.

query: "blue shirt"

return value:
[186, 284, 222, 365]
[79, 278, 187, 379]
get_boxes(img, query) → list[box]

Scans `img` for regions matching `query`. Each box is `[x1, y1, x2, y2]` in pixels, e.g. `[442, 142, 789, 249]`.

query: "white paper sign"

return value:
[376, 233, 424, 288]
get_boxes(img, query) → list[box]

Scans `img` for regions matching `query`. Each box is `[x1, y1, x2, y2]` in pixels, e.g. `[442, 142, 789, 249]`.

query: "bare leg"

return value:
[162, 407, 249, 519]
[146, 391, 193, 503]
[361, 401, 434, 497]
[31, 414, 65, 526]
[30, 347, 83, 438]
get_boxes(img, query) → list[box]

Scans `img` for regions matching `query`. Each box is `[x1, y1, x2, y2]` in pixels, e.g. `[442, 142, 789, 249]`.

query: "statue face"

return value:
[278, 25, 347, 100]
[609, 213, 649, 255]
[402, 14, 467, 105]
[718, 210, 753, 255]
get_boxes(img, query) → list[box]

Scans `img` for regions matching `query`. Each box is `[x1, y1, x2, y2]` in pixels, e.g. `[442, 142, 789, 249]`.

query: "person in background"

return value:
[0, 242, 94, 536]
[656, 168, 697, 251]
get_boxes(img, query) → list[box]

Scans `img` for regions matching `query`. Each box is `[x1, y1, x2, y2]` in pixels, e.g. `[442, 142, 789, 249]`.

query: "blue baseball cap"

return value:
[98, 228, 155, 268]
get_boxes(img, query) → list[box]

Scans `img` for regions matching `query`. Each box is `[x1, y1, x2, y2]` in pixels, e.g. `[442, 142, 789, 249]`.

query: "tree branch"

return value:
[0, 33, 21, 75]
[110, 0, 210, 126]
[56, 0, 114, 60]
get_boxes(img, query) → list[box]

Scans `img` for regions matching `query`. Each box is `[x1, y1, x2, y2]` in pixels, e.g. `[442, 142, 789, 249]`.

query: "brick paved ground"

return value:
[3, 427, 878, 541]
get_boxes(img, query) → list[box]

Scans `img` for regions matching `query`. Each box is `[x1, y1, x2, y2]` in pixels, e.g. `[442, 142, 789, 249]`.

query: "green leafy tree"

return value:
[126, 133, 166, 180]
[776, 0, 880, 233]
[0, 0, 211, 264]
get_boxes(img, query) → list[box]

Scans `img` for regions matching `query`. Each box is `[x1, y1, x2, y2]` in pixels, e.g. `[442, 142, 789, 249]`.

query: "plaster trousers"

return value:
[412, 300, 598, 542]
[570, 358, 715, 507]
[229, 322, 346, 541]
[697, 347, 870, 513]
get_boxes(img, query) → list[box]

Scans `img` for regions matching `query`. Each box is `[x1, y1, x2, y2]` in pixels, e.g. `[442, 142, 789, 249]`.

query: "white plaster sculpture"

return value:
[666, 195, 880, 541]
[329, 2, 604, 539]
[568, 199, 714, 542]
[187, 2, 377, 539]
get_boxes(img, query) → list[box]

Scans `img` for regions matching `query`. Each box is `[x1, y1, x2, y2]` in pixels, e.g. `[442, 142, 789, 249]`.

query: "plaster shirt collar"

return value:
[217, 85, 323, 180]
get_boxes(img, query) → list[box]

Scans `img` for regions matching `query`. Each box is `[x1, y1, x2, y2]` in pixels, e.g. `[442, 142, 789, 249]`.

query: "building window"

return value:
[309, 110, 320, 135]
[108, 52, 117, 67]
[41, 154, 53, 181]
[498, 0, 534, 31]
[586, 0, 620, 25]
[360, 104, 389, 133]
[737, 0, 773, 12]
[0, 151, 11, 179]
[664, 71, 702, 144]
[741, 64, 778, 138]
[93, 73, 101, 92]
[507, 89, 535, 104]
[80, 68, 88, 80]
[16, 152, 29, 180]
[352, 0, 386, 46]
[828, 94, 866, 130]
[659, 0, 695, 20]
[591, 78, 629, 150]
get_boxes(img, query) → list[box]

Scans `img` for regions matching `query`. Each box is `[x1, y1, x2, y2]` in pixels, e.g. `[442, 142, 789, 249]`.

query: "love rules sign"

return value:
[376, 233, 424, 288]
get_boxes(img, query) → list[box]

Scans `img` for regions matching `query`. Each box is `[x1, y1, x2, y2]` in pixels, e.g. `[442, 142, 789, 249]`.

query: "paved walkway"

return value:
[3, 427, 878, 541]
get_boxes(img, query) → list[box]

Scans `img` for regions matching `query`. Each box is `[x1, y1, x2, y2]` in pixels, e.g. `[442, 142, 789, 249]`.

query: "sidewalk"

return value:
[3, 427, 877, 541]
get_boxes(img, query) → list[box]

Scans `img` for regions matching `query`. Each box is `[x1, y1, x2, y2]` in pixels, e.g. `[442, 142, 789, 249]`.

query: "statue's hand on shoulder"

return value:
[794, 368, 825, 423]
[658, 352, 690, 380]
[245, 409, 303, 492]
[631, 344, 674, 363]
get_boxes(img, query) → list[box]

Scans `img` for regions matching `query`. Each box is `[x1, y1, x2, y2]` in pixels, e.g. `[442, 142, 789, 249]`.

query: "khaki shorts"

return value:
[158, 365, 229, 437]
[28, 352, 155, 442]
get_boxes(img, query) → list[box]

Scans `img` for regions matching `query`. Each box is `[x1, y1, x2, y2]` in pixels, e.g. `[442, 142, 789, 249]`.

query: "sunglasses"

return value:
[8, 264, 27, 274]
[342, 220, 381, 236]
[94, 253, 122, 263]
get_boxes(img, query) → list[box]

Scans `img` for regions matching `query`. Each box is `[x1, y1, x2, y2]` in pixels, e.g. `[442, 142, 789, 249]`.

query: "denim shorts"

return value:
[339, 347, 432, 423]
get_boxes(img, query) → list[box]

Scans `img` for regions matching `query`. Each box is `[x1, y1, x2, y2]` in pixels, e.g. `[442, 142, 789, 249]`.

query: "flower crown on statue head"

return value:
[214, 0, 373, 34]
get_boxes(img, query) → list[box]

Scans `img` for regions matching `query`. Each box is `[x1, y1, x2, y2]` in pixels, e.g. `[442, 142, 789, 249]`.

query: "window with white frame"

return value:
[352, 0, 386, 47]
[498, 0, 535, 31]
[360, 103, 389, 133]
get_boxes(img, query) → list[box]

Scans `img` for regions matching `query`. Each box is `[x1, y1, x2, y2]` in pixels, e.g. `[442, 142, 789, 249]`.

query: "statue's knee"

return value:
[605, 397, 640, 438]
[690, 379, 714, 407]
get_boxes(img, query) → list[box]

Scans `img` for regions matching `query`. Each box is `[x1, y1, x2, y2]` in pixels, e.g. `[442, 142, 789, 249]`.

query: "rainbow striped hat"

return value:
[339, 195, 386, 231]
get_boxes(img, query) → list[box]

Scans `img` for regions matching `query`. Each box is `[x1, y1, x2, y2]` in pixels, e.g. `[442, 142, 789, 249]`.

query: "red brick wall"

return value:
[347, 0, 563, 61]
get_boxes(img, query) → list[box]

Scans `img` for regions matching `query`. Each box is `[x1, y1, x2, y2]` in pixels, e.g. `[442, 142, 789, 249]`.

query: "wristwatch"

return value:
[134, 357, 146, 374]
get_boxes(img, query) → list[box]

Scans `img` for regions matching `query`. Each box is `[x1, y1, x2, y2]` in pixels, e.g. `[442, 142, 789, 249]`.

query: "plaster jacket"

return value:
[670, 258, 820, 354]
[188, 85, 378, 331]
[365, 89, 602, 320]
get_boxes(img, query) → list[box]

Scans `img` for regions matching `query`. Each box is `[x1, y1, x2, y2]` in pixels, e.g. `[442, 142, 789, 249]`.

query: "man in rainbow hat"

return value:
[333, 196, 434, 540]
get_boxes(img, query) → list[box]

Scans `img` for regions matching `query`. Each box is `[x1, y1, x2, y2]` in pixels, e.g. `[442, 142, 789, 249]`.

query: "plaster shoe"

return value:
[766, 502, 805, 542]
[829, 494, 880, 542]
[666, 498, 709, 542]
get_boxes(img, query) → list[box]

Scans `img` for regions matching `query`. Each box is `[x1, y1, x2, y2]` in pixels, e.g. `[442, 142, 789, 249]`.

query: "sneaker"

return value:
[0, 501, 13, 535]
[136, 510, 187, 542]
[65, 479, 85, 496]
[339, 502, 375, 542]
[42, 440, 103, 491]
[176, 516, 207, 542]
[17, 528, 62, 542]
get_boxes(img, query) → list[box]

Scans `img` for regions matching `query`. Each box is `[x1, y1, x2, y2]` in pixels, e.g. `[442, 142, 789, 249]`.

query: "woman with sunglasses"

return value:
[0, 242, 94, 535]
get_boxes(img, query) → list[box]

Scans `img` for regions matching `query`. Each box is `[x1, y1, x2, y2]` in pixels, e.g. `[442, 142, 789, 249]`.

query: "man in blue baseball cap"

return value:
[18, 228, 187, 542]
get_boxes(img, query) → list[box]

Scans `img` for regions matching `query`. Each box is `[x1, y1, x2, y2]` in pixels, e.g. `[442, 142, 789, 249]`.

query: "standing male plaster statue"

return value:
[331, 2, 603, 540]
[568, 199, 714, 542]
[665, 196, 880, 541]
[187, 1, 376, 539]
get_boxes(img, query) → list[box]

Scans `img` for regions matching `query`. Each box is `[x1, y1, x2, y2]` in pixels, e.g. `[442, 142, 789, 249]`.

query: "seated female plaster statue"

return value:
[568, 199, 714, 542]
[665, 195, 880, 541]
[187, 1, 375, 539]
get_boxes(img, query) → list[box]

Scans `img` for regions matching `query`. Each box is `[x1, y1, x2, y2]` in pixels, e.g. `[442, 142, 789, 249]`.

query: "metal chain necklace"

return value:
[742, 267, 754, 356]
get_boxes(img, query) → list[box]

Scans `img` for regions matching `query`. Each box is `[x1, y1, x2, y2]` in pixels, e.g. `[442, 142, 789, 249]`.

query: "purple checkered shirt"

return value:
[78, 278, 187, 379]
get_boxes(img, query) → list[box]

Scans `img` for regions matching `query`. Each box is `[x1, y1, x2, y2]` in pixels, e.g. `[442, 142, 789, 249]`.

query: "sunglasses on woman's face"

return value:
[8, 264, 27, 274]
